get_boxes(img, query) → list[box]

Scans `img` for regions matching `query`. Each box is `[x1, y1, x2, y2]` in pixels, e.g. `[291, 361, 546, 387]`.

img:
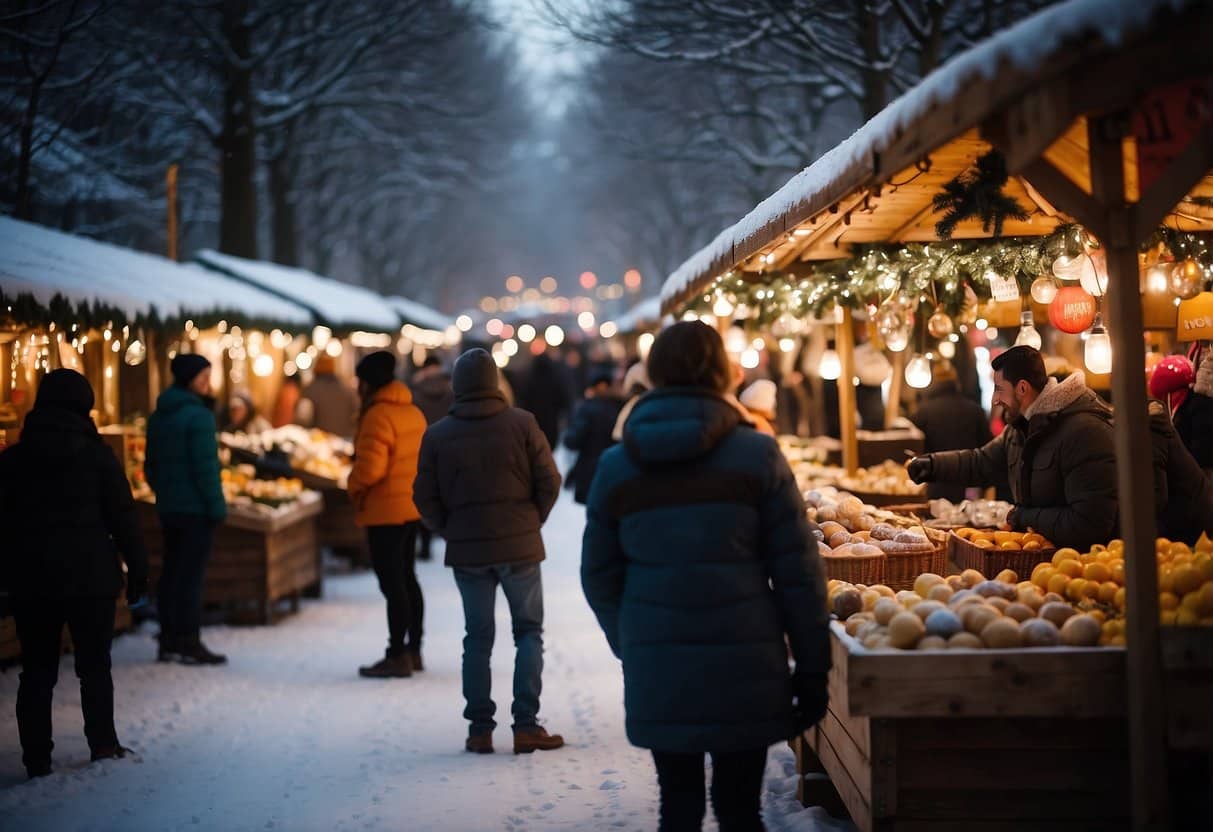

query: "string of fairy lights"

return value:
[679, 224, 1213, 389]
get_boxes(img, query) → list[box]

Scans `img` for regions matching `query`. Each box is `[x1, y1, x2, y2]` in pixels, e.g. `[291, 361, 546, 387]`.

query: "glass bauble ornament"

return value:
[1170, 259, 1203, 300]
[1030, 275, 1058, 304]
[927, 308, 953, 339]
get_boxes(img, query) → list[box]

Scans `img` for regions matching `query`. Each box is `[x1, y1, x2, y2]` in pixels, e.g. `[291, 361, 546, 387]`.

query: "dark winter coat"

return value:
[910, 381, 993, 502]
[519, 354, 572, 451]
[414, 390, 562, 569]
[928, 372, 1117, 550]
[145, 385, 227, 521]
[0, 407, 149, 600]
[1149, 400, 1213, 543]
[410, 369, 454, 425]
[581, 388, 830, 754]
[1173, 356, 1213, 474]
[564, 394, 624, 504]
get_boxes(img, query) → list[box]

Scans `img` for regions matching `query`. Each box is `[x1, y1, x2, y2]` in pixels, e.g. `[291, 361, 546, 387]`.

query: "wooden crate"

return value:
[799, 624, 1212, 830]
[139, 497, 322, 625]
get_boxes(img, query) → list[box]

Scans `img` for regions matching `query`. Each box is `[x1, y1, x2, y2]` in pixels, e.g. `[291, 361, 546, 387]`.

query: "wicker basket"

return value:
[948, 532, 1055, 579]
[883, 548, 936, 591]
[822, 551, 886, 586]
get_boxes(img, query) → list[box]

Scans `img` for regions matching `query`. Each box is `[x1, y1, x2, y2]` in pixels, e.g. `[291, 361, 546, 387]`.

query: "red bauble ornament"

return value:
[1048, 286, 1097, 333]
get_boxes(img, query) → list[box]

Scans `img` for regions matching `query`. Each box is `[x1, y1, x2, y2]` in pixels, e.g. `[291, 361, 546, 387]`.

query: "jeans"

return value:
[452, 563, 544, 735]
[12, 596, 118, 771]
[651, 747, 769, 832]
[367, 523, 423, 657]
[158, 513, 215, 644]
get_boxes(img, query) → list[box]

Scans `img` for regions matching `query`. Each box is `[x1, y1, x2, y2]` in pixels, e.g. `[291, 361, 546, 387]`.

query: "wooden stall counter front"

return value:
[137, 494, 323, 625]
[796, 623, 1211, 831]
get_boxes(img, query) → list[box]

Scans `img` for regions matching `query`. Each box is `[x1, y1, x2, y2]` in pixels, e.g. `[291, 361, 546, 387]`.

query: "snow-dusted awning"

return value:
[614, 296, 663, 335]
[660, 0, 1213, 312]
[385, 296, 452, 332]
[196, 250, 401, 333]
[0, 217, 312, 327]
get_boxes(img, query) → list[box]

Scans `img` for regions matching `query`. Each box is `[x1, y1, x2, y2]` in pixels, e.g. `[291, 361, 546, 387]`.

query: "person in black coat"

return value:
[910, 362, 993, 502]
[409, 356, 454, 560]
[563, 371, 624, 504]
[581, 322, 829, 831]
[414, 348, 565, 754]
[519, 351, 571, 451]
[0, 370, 149, 778]
[1149, 400, 1213, 543]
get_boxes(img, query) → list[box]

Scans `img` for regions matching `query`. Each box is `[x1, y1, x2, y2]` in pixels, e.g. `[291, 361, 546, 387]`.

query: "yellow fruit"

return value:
[995, 569, 1019, 584]
[1159, 568, 1174, 594]
[1159, 592, 1180, 611]
[913, 573, 946, 599]
[1156, 537, 1173, 553]
[993, 531, 1019, 546]
[973, 538, 994, 549]
[1000, 541, 1021, 551]
[960, 569, 986, 588]
[1023, 541, 1042, 552]
[1110, 560, 1126, 585]
[1169, 542, 1192, 558]
[1180, 591, 1204, 615]
[1047, 573, 1071, 596]
[1083, 562, 1111, 583]
[1057, 559, 1083, 579]
[1196, 583, 1213, 617]
[1079, 552, 1097, 566]
[888, 611, 926, 649]
[1195, 555, 1213, 583]
[1053, 548, 1080, 566]
[1033, 566, 1056, 591]
[1094, 549, 1114, 564]
[1097, 581, 1119, 605]
[1172, 565, 1202, 597]
[1176, 608, 1201, 627]
[1065, 578, 1088, 602]
[1102, 619, 1122, 638]
[1114, 587, 1127, 608]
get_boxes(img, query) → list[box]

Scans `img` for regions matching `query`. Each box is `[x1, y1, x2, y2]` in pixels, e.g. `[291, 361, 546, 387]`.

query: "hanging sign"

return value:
[1048, 286, 1097, 334]
[986, 271, 1021, 303]
[1177, 291, 1213, 342]
[1132, 79, 1213, 194]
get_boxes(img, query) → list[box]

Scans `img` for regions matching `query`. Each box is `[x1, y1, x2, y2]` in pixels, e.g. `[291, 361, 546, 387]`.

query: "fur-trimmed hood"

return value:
[1023, 371, 1109, 422]
[1196, 353, 1213, 397]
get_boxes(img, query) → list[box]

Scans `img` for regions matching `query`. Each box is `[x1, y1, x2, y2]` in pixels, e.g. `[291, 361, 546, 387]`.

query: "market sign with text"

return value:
[1177, 292, 1213, 342]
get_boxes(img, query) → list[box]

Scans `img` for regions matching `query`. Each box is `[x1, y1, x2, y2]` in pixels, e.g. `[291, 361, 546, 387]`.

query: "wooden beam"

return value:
[1130, 124, 1213, 240]
[981, 83, 1077, 174]
[1021, 158, 1108, 240]
[836, 309, 859, 474]
[885, 349, 906, 429]
[776, 191, 870, 268]
[1017, 176, 1061, 217]
[1088, 112, 1171, 832]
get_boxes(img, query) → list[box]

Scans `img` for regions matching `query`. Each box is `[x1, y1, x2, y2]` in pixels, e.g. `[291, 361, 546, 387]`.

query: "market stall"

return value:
[659, 1, 1213, 827]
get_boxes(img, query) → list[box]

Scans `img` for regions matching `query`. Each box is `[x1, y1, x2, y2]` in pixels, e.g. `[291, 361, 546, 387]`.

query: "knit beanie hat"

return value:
[739, 379, 777, 417]
[35, 368, 94, 417]
[452, 348, 499, 397]
[355, 350, 396, 391]
[171, 353, 211, 388]
[1150, 354, 1195, 413]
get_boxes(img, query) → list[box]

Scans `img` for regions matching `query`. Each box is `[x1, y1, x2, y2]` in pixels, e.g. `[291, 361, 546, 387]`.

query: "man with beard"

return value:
[906, 346, 1117, 550]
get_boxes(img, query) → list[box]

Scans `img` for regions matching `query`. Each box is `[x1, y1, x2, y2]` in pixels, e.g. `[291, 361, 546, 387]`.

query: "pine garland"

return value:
[931, 150, 1030, 239]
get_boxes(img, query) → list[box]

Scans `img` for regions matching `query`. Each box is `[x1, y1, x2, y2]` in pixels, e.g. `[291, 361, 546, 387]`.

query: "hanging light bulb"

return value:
[883, 325, 910, 352]
[1079, 256, 1106, 297]
[725, 326, 748, 354]
[1013, 310, 1042, 350]
[904, 353, 932, 389]
[740, 348, 760, 369]
[1145, 263, 1170, 294]
[938, 339, 956, 359]
[778, 337, 797, 353]
[1030, 275, 1059, 304]
[1084, 316, 1112, 374]
[712, 293, 735, 317]
[818, 349, 841, 380]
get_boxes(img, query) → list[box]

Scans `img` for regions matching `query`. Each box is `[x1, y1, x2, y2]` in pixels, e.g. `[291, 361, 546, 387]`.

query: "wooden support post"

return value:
[1089, 113, 1171, 832]
[885, 349, 906, 429]
[837, 309, 859, 474]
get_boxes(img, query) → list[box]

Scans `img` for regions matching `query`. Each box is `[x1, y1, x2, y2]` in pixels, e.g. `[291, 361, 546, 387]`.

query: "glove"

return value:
[905, 455, 933, 484]
[792, 671, 829, 734]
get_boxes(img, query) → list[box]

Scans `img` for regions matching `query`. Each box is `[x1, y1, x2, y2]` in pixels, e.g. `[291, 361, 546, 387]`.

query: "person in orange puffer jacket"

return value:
[347, 350, 428, 679]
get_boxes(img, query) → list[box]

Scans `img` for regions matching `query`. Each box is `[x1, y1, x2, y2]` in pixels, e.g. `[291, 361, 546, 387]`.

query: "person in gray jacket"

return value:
[908, 346, 1118, 550]
[414, 348, 565, 755]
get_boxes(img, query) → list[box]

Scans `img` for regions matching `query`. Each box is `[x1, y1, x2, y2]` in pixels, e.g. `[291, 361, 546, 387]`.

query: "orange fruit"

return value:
[1195, 555, 1213, 583]
[974, 538, 994, 549]
[1023, 541, 1042, 551]
[1160, 609, 1178, 625]
[1000, 541, 1021, 551]
[1176, 607, 1201, 627]
[1172, 565, 1202, 597]
[1159, 591, 1180, 611]
[1053, 548, 1080, 566]
[1110, 560, 1126, 585]
[1047, 573, 1071, 596]
[1083, 562, 1111, 583]
[1169, 541, 1192, 558]
[1196, 532, 1213, 553]
[1033, 566, 1056, 591]
[1097, 581, 1119, 605]
[1066, 578, 1089, 602]
[1031, 562, 1052, 581]
[1156, 537, 1173, 553]
[1196, 583, 1213, 617]
[1114, 587, 1127, 608]
[1057, 559, 1083, 579]
[1095, 549, 1115, 564]
[1109, 634, 1127, 646]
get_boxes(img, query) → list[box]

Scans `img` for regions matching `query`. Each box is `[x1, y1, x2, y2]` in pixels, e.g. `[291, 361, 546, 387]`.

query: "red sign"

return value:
[1048, 286, 1098, 333]
[1132, 79, 1213, 194]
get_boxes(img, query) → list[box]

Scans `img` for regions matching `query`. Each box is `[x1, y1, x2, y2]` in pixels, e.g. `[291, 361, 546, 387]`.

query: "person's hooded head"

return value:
[171, 353, 212, 396]
[23, 369, 97, 441]
[355, 350, 397, 398]
[452, 348, 500, 399]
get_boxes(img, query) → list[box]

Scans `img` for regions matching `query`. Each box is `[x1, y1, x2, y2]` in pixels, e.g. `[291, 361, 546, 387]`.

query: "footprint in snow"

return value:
[600, 780, 621, 790]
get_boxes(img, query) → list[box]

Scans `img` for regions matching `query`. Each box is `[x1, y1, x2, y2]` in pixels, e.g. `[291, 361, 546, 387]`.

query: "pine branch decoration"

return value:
[931, 150, 1030, 239]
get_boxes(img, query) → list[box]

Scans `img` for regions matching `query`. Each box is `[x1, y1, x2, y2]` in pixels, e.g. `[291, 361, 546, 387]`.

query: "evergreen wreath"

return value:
[931, 150, 1030, 239]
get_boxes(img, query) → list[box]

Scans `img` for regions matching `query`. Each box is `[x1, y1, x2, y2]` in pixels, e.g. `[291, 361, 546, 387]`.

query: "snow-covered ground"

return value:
[0, 493, 853, 832]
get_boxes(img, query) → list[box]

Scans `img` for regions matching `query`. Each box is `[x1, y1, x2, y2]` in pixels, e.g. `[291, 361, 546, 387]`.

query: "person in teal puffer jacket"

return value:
[581, 321, 830, 832]
[145, 353, 228, 665]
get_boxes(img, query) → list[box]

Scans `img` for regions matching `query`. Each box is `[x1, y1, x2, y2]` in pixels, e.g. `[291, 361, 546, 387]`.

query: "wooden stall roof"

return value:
[385, 295, 453, 333]
[660, 0, 1213, 313]
[615, 295, 663, 335]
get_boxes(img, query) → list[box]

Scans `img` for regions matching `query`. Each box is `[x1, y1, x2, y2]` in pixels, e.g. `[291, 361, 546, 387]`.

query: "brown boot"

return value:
[513, 726, 564, 754]
[465, 733, 494, 754]
[409, 648, 423, 672]
[358, 654, 412, 678]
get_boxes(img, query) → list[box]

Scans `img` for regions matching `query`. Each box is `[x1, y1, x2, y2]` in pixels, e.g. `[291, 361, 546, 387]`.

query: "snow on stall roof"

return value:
[386, 295, 452, 332]
[196, 250, 401, 332]
[614, 295, 663, 334]
[660, 0, 1190, 307]
[0, 217, 311, 325]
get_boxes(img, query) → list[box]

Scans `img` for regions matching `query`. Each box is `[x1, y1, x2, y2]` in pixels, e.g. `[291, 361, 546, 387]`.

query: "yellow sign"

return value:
[1177, 292, 1213, 342]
